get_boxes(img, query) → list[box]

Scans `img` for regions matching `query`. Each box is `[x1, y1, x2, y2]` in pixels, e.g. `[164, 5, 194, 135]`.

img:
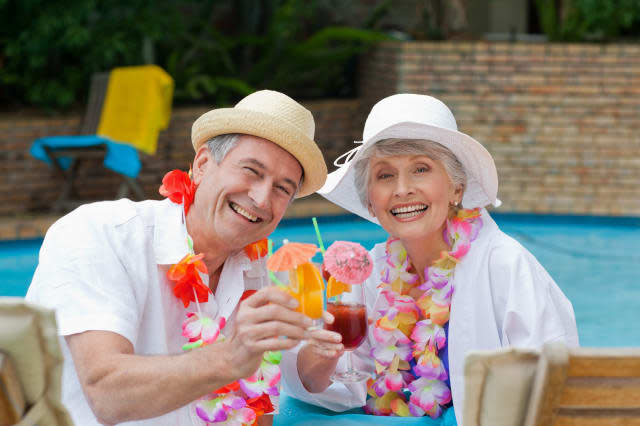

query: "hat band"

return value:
[334, 142, 363, 167]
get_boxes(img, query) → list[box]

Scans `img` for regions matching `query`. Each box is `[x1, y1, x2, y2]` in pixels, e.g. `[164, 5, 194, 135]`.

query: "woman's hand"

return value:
[297, 311, 344, 393]
[305, 311, 344, 358]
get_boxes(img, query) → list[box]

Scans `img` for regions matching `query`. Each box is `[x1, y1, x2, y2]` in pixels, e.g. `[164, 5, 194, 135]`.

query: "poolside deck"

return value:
[0, 195, 348, 241]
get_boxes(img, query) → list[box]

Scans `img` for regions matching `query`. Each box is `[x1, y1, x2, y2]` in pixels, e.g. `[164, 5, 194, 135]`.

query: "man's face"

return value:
[189, 135, 303, 252]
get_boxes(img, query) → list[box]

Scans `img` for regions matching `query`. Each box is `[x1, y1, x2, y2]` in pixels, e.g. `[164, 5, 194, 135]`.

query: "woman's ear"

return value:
[453, 184, 465, 203]
[191, 145, 213, 185]
[367, 202, 376, 218]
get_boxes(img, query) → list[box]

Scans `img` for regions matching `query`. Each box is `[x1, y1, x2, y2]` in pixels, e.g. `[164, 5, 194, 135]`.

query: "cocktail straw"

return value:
[312, 217, 325, 256]
[267, 239, 286, 288]
[311, 217, 327, 311]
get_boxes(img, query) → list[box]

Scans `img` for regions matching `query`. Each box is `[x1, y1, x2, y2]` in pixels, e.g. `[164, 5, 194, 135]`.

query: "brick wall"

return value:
[358, 41, 640, 216]
[2, 40, 639, 217]
[0, 100, 360, 216]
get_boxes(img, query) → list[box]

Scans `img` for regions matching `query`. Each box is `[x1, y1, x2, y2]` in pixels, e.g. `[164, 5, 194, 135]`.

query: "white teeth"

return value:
[391, 204, 427, 214]
[230, 203, 259, 222]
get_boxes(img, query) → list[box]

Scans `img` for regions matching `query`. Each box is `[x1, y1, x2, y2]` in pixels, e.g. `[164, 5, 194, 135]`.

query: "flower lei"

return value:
[160, 170, 279, 425]
[365, 208, 483, 418]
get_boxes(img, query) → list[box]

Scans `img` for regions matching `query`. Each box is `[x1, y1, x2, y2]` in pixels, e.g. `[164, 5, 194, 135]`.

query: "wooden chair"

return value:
[42, 72, 145, 213]
[525, 343, 640, 426]
[463, 343, 640, 426]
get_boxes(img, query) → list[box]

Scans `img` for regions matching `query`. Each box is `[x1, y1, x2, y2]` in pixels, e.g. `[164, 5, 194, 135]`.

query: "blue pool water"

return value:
[2, 214, 639, 347]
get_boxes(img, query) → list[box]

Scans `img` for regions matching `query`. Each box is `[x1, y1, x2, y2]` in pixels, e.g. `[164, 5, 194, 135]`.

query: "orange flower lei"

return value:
[159, 170, 277, 425]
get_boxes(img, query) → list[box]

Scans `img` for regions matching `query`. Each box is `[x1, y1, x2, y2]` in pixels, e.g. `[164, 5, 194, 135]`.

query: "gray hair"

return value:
[352, 138, 467, 208]
[207, 133, 241, 163]
[205, 133, 303, 200]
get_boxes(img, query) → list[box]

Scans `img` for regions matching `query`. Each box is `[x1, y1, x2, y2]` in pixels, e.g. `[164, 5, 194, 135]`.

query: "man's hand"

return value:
[222, 286, 313, 379]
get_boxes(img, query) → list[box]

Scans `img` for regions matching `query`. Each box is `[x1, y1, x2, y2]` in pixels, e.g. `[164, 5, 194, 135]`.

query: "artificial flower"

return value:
[244, 238, 269, 261]
[159, 169, 197, 214]
[407, 377, 451, 418]
[182, 312, 225, 347]
[410, 319, 446, 355]
[246, 393, 275, 419]
[167, 253, 211, 308]
[240, 289, 257, 302]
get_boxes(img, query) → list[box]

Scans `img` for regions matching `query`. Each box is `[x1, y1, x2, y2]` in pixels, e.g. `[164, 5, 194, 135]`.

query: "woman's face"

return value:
[367, 154, 461, 244]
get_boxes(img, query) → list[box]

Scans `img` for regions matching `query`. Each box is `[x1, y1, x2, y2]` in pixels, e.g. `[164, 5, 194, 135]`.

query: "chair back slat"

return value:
[568, 353, 640, 378]
[559, 377, 640, 408]
[80, 72, 110, 134]
[555, 411, 640, 426]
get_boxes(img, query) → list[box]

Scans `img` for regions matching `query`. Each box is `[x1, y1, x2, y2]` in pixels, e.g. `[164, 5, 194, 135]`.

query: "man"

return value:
[26, 90, 331, 425]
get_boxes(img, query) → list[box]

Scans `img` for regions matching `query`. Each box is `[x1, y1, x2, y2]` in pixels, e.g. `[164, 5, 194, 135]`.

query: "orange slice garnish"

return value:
[290, 263, 324, 319]
[326, 275, 351, 298]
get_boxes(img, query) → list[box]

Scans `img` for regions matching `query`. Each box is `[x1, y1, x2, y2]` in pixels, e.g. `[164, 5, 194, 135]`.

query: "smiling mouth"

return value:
[390, 204, 428, 219]
[229, 201, 262, 223]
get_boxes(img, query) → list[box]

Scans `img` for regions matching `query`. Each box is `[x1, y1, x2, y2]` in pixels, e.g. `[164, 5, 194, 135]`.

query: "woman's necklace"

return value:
[366, 208, 483, 418]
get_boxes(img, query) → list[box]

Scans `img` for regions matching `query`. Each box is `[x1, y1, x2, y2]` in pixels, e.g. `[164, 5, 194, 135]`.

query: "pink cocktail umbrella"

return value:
[323, 241, 373, 285]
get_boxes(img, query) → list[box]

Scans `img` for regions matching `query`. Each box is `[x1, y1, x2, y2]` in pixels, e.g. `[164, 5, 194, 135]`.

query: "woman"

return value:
[280, 94, 579, 424]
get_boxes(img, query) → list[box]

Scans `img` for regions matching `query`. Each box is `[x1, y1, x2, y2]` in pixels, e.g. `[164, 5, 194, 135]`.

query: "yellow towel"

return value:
[97, 65, 174, 155]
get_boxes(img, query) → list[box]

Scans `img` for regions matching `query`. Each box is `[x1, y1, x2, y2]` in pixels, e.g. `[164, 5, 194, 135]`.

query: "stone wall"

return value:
[0, 100, 360, 216]
[358, 41, 640, 216]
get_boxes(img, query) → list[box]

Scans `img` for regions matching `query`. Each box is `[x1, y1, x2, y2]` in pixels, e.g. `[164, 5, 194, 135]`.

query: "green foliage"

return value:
[1, 0, 389, 110]
[0, 0, 181, 109]
[536, 0, 640, 41]
[165, 0, 389, 103]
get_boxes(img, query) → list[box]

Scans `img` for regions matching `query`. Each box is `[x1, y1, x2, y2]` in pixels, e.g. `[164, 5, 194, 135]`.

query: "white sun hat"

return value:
[317, 93, 500, 223]
[191, 90, 327, 198]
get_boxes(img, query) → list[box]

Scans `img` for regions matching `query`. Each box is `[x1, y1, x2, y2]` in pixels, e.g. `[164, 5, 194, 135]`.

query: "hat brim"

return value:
[318, 121, 499, 223]
[192, 108, 327, 198]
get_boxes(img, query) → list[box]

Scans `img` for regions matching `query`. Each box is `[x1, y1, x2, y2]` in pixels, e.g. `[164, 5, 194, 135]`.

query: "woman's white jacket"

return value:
[281, 209, 579, 423]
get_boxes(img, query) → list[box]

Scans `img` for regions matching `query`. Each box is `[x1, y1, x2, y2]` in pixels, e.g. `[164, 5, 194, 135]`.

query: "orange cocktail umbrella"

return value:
[266, 242, 318, 271]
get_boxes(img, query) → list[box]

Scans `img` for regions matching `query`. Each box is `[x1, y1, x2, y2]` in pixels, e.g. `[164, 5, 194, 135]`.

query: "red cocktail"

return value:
[325, 302, 367, 350]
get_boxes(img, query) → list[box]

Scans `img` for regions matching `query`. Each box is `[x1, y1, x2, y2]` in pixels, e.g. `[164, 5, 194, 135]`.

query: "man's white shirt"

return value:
[27, 199, 268, 425]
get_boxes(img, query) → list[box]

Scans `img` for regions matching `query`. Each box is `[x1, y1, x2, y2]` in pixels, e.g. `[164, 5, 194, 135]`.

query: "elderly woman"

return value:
[280, 94, 579, 424]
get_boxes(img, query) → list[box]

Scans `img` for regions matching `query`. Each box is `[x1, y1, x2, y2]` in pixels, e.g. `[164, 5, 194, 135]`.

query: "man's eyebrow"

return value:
[241, 158, 267, 170]
[240, 158, 299, 191]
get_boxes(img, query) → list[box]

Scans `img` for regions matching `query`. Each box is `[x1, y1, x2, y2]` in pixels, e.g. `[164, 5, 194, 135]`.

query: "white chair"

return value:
[0, 298, 73, 425]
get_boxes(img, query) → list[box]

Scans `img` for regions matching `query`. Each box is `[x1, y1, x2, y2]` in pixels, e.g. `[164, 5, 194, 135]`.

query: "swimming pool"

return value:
[2, 213, 639, 347]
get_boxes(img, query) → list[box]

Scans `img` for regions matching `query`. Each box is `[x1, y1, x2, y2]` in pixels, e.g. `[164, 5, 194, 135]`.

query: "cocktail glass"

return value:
[285, 262, 324, 329]
[325, 277, 368, 382]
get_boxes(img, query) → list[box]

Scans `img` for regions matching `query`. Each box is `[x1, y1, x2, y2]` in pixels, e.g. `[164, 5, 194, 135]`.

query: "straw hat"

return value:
[318, 94, 500, 223]
[191, 90, 327, 198]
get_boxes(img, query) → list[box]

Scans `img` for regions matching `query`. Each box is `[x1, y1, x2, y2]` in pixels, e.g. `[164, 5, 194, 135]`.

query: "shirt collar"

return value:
[153, 199, 190, 265]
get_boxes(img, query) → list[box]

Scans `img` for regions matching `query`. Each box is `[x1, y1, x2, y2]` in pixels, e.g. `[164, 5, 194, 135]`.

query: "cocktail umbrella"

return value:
[266, 242, 318, 271]
[323, 241, 373, 285]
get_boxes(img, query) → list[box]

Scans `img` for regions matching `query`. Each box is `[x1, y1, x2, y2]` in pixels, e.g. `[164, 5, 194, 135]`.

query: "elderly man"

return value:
[26, 90, 331, 425]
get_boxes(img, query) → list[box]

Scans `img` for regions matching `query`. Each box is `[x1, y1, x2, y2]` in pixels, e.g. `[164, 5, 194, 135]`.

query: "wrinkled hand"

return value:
[223, 287, 312, 380]
[304, 311, 344, 359]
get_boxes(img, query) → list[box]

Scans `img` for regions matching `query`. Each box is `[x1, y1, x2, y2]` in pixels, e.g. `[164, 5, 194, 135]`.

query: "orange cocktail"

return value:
[286, 262, 324, 320]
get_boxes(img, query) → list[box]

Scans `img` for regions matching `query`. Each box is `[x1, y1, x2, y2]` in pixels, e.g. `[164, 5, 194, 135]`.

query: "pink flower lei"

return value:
[159, 170, 279, 426]
[365, 208, 483, 418]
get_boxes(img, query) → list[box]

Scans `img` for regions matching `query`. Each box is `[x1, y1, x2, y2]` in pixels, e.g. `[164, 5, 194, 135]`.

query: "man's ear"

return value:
[192, 145, 213, 185]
